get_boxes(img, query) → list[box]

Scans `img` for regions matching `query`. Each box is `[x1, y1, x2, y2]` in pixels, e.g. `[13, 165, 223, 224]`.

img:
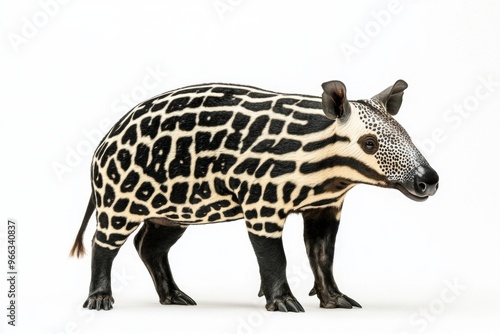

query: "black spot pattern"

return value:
[122, 125, 138, 145]
[167, 97, 190, 112]
[260, 207, 275, 217]
[268, 119, 285, 135]
[246, 184, 262, 204]
[242, 100, 273, 111]
[140, 116, 161, 140]
[265, 222, 282, 233]
[195, 130, 227, 153]
[100, 142, 117, 168]
[161, 113, 197, 131]
[106, 159, 120, 184]
[136, 182, 155, 201]
[283, 182, 296, 203]
[93, 162, 103, 189]
[152, 193, 168, 208]
[251, 138, 302, 155]
[130, 202, 150, 215]
[170, 182, 189, 204]
[241, 115, 269, 153]
[189, 182, 211, 204]
[263, 183, 278, 203]
[223, 206, 243, 218]
[169, 137, 192, 179]
[194, 154, 237, 178]
[113, 198, 129, 212]
[253, 159, 295, 178]
[117, 149, 131, 171]
[287, 112, 333, 135]
[135, 136, 171, 183]
[273, 98, 299, 116]
[354, 100, 426, 182]
[198, 111, 233, 127]
[98, 212, 109, 229]
[225, 112, 251, 151]
[111, 216, 127, 229]
[121, 170, 139, 193]
[171, 86, 211, 96]
[104, 184, 115, 207]
[234, 158, 260, 175]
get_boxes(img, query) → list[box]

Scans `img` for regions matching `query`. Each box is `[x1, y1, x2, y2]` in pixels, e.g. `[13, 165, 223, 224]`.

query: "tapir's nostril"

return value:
[418, 182, 427, 192]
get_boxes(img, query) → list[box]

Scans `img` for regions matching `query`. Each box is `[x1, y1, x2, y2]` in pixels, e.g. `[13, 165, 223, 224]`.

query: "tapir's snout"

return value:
[413, 165, 439, 197]
[394, 165, 439, 202]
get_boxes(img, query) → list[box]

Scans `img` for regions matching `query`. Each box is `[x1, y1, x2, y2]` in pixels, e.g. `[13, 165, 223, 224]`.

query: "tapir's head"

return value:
[321, 80, 439, 201]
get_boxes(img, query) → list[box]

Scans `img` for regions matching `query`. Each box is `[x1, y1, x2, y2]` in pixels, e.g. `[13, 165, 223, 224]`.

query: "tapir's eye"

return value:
[358, 135, 379, 155]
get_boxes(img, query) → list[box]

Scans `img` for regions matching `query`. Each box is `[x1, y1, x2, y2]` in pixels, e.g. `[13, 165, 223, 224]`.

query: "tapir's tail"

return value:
[69, 194, 95, 258]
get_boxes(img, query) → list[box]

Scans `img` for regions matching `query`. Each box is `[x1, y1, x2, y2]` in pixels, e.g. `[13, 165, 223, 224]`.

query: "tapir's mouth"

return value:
[390, 165, 439, 202]
[392, 182, 429, 202]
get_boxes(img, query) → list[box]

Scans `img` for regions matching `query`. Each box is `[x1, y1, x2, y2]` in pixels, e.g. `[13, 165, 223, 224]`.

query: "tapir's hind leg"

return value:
[83, 243, 119, 310]
[83, 213, 141, 311]
[134, 219, 196, 306]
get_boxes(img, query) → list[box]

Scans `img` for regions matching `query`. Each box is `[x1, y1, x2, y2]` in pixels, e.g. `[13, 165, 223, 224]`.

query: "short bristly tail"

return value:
[69, 194, 95, 258]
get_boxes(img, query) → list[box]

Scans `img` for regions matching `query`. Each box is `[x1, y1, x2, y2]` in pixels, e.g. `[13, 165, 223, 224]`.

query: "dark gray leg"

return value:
[248, 232, 304, 312]
[303, 207, 361, 309]
[83, 243, 119, 310]
[133, 220, 196, 306]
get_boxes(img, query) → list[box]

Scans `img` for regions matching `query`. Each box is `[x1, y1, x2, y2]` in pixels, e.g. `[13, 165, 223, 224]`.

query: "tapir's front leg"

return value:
[303, 206, 361, 309]
[248, 229, 304, 312]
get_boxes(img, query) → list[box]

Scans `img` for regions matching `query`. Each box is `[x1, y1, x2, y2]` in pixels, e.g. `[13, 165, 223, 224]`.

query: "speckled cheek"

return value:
[354, 100, 427, 183]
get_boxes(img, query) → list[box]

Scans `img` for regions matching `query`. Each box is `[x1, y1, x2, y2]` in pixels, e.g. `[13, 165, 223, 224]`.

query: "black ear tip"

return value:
[395, 79, 408, 90]
[321, 80, 346, 91]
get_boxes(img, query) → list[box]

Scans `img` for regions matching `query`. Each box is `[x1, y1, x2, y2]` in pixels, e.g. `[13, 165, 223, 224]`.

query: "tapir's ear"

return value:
[321, 80, 351, 120]
[372, 79, 408, 115]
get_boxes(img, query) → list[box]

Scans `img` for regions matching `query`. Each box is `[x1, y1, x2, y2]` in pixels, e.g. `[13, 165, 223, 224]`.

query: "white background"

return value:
[1, 0, 500, 333]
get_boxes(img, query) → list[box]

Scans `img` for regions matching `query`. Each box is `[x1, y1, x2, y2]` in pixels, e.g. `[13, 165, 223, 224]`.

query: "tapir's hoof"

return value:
[320, 294, 361, 309]
[309, 287, 361, 309]
[265, 295, 305, 313]
[160, 290, 197, 306]
[83, 294, 114, 311]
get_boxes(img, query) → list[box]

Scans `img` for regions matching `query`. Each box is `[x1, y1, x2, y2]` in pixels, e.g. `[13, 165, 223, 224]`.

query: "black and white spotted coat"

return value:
[89, 82, 429, 251]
